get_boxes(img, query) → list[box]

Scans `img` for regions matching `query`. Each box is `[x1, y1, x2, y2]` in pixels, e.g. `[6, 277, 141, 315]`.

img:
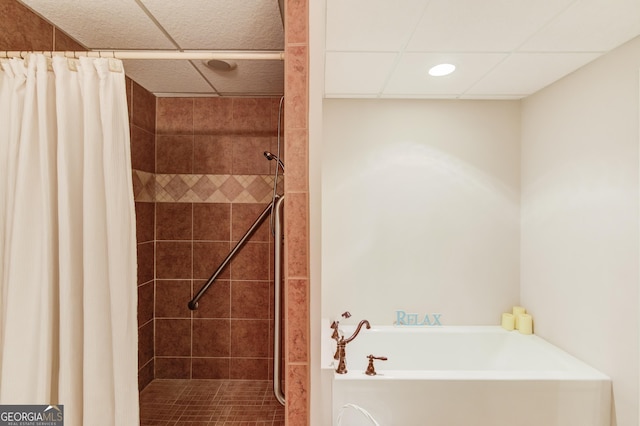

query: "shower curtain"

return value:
[0, 54, 139, 425]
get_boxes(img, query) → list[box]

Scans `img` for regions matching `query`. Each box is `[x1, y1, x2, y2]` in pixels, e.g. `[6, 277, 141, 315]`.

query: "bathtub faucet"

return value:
[335, 319, 371, 374]
[330, 312, 352, 357]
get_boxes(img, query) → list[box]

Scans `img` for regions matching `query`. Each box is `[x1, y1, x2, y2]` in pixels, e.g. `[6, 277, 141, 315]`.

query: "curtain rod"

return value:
[0, 50, 285, 61]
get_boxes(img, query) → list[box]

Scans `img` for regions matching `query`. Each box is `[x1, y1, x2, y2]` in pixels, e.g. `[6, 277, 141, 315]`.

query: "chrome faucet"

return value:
[334, 319, 371, 374]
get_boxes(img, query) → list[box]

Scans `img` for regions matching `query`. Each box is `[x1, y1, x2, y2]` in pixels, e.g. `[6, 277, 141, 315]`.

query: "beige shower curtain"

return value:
[0, 54, 139, 425]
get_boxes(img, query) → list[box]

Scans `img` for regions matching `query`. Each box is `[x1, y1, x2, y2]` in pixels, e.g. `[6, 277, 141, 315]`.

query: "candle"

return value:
[501, 313, 515, 331]
[518, 314, 533, 335]
[513, 306, 526, 329]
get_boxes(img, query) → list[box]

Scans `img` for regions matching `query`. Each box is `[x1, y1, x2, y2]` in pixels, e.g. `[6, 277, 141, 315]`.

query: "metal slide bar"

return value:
[188, 197, 279, 310]
[273, 195, 286, 405]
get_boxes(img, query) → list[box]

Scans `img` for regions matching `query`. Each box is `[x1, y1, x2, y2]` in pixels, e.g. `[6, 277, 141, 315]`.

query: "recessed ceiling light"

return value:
[428, 63, 456, 77]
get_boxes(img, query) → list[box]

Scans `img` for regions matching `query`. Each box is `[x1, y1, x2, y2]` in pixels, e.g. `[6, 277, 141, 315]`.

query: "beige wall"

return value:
[315, 36, 640, 426]
[322, 99, 521, 326]
[521, 35, 640, 426]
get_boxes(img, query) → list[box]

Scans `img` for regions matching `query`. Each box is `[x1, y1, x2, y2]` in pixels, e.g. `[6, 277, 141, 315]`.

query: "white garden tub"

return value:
[329, 325, 610, 426]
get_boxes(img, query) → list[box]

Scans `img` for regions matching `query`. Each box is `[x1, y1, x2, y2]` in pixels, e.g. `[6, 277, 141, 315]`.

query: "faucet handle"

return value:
[365, 354, 388, 376]
[330, 321, 341, 340]
[330, 321, 341, 359]
[330, 312, 351, 338]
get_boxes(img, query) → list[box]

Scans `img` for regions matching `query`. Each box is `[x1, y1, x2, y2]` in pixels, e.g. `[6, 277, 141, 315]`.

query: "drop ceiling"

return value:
[18, 0, 285, 97]
[17, 0, 640, 99]
[325, 0, 640, 99]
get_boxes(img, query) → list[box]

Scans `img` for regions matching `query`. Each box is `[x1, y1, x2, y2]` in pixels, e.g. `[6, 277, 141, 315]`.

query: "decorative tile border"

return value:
[132, 170, 155, 202]
[133, 169, 283, 203]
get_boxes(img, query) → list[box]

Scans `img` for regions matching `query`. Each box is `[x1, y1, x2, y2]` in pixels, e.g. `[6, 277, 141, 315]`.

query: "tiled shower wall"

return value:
[283, 0, 310, 424]
[129, 93, 285, 387]
[150, 97, 283, 381]
[128, 79, 157, 390]
[0, 0, 85, 52]
[1, 1, 310, 422]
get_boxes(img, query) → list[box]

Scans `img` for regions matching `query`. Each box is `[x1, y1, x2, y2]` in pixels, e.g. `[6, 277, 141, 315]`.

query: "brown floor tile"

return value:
[140, 380, 283, 425]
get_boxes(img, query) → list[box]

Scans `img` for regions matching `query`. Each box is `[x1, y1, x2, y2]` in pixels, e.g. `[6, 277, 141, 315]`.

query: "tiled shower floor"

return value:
[140, 379, 285, 426]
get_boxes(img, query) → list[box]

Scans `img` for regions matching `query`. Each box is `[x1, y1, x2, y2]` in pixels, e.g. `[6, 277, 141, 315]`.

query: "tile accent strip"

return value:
[133, 169, 283, 203]
[133, 170, 155, 202]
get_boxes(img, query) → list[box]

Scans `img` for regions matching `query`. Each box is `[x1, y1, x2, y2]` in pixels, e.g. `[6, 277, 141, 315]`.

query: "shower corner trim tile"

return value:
[133, 169, 283, 203]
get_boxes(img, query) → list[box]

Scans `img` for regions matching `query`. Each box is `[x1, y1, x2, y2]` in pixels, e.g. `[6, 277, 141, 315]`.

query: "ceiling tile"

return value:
[520, 0, 640, 51]
[19, 0, 175, 49]
[325, 52, 398, 96]
[325, 0, 428, 51]
[18, 0, 640, 98]
[139, 0, 283, 50]
[123, 60, 214, 94]
[382, 53, 507, 97]
[193, 60, 284, 96]
[465, 52, 602, 96]
[407, 0, 575, 52]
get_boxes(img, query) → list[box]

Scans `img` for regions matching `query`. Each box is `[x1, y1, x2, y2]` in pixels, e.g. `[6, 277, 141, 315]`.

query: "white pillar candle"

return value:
[513, 306, 526, 329]
[501, 313, 515, 331]
[518, 314, 533, 335]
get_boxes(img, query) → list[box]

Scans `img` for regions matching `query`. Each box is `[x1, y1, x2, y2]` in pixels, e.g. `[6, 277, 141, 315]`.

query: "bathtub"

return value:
[328, 325, 610, 426]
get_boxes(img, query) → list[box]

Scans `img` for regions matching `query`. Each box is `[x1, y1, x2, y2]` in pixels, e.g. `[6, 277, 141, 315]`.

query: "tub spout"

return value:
[335, 319, 371, 374]
[343, 319, 370, 344]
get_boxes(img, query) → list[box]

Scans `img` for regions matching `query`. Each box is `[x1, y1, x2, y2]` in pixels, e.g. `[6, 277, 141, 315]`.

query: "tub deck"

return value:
[329, 326, 610, 426]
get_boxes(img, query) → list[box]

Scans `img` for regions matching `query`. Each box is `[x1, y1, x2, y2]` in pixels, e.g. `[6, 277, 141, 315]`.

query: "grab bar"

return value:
[188, 196, 279, 310]
[273, 195, 286, 405]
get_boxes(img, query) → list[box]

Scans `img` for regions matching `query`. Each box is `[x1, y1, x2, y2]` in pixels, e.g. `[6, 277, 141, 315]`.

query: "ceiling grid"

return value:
[17, 0, 640, 98]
